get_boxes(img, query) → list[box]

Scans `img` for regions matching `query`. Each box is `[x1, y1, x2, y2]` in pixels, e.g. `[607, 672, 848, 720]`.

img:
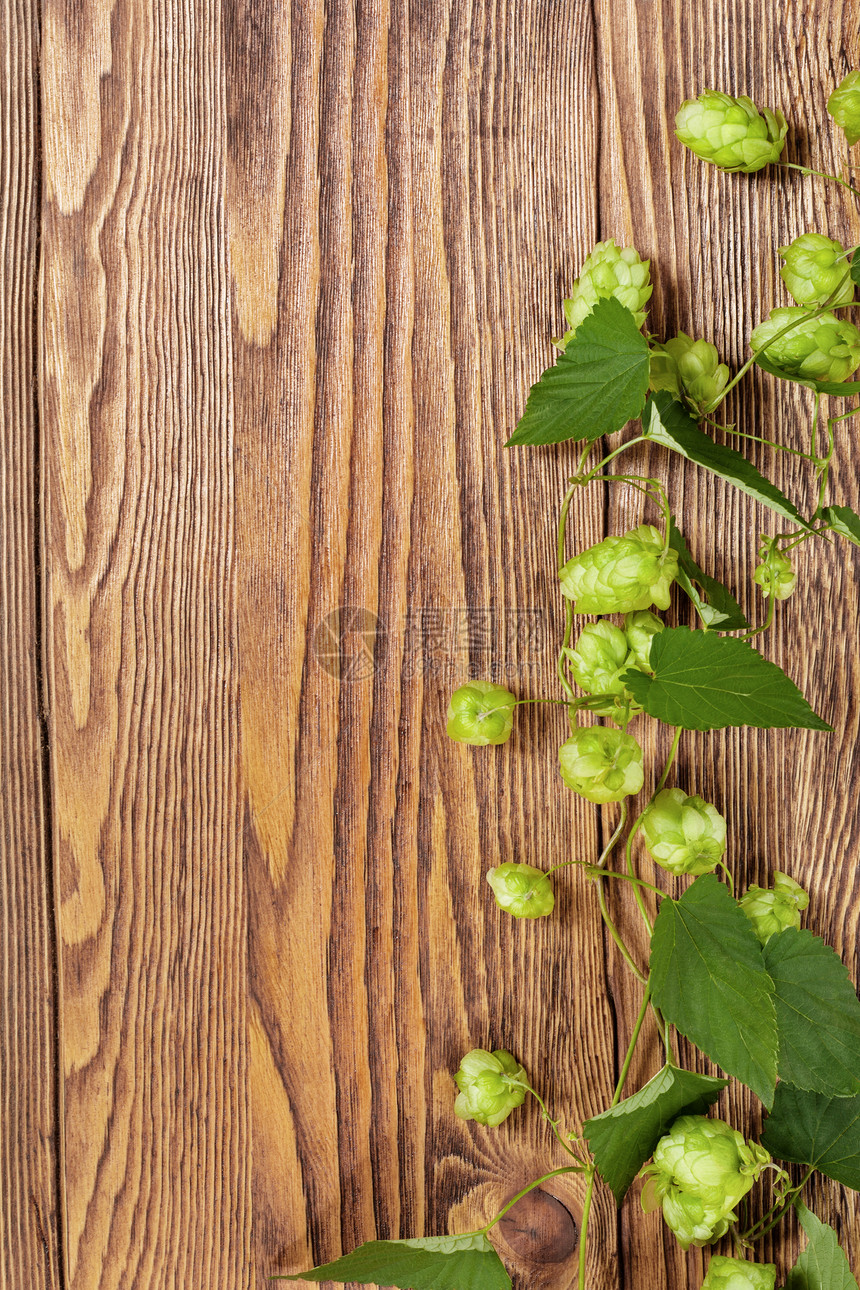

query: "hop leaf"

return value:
[827, 71, 860, 147]
[739, 871, 809, 945]
[557, 239, 652, 345]
[560, 524, 679, 615]
[778, 233, 855, 308]
[558, 726, 645, 804]
[650, 333, 730, 416]
[640, 787, 727, 876]
[447, 682, 517, 746]
[701, 1256, 777, 1290]
[675, 89, 787, 173]
[453, 1049, 527, 1127]
[750, 307, 860, 384]
[486, 863, 555, 919]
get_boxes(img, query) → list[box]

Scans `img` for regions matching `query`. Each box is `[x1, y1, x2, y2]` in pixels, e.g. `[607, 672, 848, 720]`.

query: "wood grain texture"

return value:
[40, 0, 249, 1285]
[4, 2, 858, 1288]
[0, 0, 62, 1286]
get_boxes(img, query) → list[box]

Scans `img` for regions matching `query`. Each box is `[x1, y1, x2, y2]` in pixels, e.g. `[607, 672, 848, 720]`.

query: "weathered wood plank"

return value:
[40, 0, 249, 1284]
[0, 0, 62, 1285]
[594, 2, 860, 1285]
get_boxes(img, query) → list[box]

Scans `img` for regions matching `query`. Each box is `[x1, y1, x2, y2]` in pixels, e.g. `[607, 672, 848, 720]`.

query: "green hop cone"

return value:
[701, 1256, 777, 1290]
[447, 681, 517, 746]
[641, 1115, 771, 1251]
[486, 863, 554, 919]
[453, 1048, 527, 1127]
[566, 621, 631, 696]
[560, 525, 679, 616]
[753, 541, 796, 601]
[624, 610, 665, 671]
[640, 787, 727, 876]
[827, 71, 860, 147]
[650, 333, 730, 415]
[750, 306, 860, 383]
[557, 239, 652, 345]
[675, 89, 787, 173]
[778, 233, 855, 308]
[739, 870, 809, 945]
[559, 726, 645, 804]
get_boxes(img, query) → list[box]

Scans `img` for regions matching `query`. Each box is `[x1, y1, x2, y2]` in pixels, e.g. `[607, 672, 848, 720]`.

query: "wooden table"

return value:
[3, 0, 859, 1285]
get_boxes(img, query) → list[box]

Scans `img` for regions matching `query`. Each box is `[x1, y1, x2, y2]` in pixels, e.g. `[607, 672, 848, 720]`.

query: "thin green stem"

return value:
[558, 483, 577, 573]
[778, 159, 860, 199]
[578, 1170, 596, 1290]
[506, 1080, 586, 1162]
[513, 697, 576, 709]
[740, 595, 775, 643]
[612, 982, 652, 1107]
[740, 1166, 814, 1243]
[583, 866, 663, 897]
[719, 426, 819, 461]
[479, 1166, 585, 1235]
[595, 880, 648, 983]
[582, 435, 648, 479]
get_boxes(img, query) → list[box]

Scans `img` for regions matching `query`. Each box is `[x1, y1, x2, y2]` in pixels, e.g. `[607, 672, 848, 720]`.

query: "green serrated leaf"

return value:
[850, 247, 860, 289]
[762, 1085, 860, 1188]
[650, 874, 778, 1107]
[622, 627, 832, 732]
[506, 297, 650, 446]
[584, 1064, 727, 1203]
[275, 1237, 512, 1290]
[644, 393, 807, 526]
[754, 353, 860, 397]
[763, 928, 860, 1096]
[822, 504, 860, 546]
[668, 518, 750, 630]
[785, 1201, 860, 1290]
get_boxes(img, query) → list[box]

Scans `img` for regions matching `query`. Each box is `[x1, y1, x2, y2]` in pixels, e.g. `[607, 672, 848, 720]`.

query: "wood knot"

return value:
[497, 1188, 579, 1264]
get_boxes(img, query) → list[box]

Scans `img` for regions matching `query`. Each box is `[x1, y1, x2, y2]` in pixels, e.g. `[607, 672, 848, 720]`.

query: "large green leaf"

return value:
[762, 1085, 860, 1188]
[785, 1201, 860, 1290]
[650, 875, 778, 1107]
[763, 928, 860, 1096]
[506, 297, 650, 446]
[644, 393, 807, 525]
[668, 519, 750, 630]
[755, 352, 860, 398]
[622, 627, 832, 732]
[584, 1064, 727, 1202]
[276, 1235, 512, 1290]
[822, 504, 860, 546]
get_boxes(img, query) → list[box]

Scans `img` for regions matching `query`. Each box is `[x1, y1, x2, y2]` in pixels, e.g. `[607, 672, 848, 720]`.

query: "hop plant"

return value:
[701, 1256, 777, 1290]
[642, 1115, 771, 1250]
[827, 70, 860, 146]
[778, 233, 855, 308]
[650, 333, 731, 415]
[446, 681, 517, 746]
[624, 610, 665, 671]
[566, 621, 632, 695]
[557, 239, 652, 345]
[559, 726, 645, 804]
[560, 525, 679, 615]
[750, 306, 860, 383]
[486, 863, 555, 919]
[453, 1049, 527, 1127]
[754, 540, 796, 601]
[640, 787, 727, 876]
[739, 871, 809, 944]
[675, 90, 788, 173]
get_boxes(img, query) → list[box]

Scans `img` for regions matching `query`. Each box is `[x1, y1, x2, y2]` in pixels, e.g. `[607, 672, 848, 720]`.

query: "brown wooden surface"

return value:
[3, 0, 859, 1286]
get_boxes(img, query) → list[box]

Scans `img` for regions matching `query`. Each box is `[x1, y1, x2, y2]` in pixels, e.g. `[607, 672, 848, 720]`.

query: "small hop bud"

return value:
[739, 871, 809, 945]
[778, 233, 855, 308]
[650, 333, 731, 415]
[701, 1256, 777, 1290]
[640, 787, 727, 876]
[750, 306, 860, 383]
[559, 726, 645, 804]
[486, 863, 555, 919]
[641, 1115, 771, 1250]
[446, 681, 517, 746]
[453, 1048, 527, 1127]
[557, 239, 653, 346]
[560, 525, 679, 616]
[675, 90, 787, 173]
[753, 541, 796, 601]
[624, 610, 665, 672]
[827, 71, 860, 147]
